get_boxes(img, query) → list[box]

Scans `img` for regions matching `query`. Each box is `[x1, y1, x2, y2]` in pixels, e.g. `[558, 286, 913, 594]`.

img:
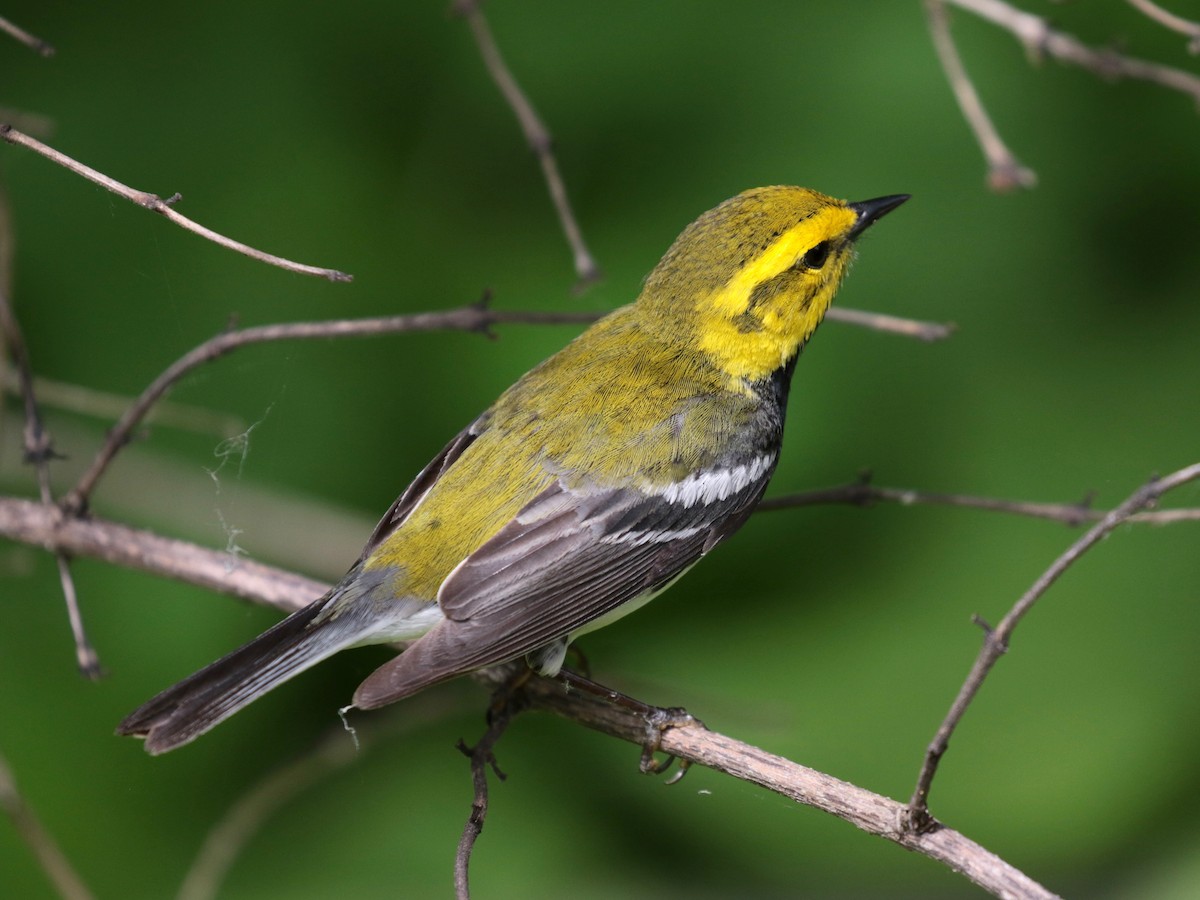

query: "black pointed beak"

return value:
[848, 194, 910, 239]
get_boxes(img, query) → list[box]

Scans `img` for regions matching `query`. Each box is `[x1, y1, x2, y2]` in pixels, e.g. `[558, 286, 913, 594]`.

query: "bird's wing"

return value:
[352, 453, 775, 708]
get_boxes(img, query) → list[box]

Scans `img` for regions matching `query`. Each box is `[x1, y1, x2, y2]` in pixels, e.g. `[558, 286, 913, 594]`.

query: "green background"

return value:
[2, 2, 1198, 897]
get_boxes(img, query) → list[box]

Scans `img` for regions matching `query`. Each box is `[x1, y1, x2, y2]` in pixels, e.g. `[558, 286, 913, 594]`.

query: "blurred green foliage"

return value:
[2, 2, 1198, 897]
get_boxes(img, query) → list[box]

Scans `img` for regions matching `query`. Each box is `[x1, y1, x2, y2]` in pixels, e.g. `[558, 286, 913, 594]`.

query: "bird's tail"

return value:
[117, 599, 358, 755]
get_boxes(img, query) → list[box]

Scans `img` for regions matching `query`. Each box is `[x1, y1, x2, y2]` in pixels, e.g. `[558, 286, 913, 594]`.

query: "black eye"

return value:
[800, 241, 831, 269]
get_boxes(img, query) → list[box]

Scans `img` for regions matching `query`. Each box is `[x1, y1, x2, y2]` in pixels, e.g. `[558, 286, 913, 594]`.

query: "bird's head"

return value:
[638, 186, 908, 383]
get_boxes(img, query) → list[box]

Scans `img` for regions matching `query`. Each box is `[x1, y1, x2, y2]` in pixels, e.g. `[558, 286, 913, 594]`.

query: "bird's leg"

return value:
[553, 668, 698, 783]
[564, 644, 591, 678]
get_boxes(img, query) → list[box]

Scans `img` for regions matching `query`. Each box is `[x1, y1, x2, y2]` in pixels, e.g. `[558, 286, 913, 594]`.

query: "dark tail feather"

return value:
[118, 600, 354, 755]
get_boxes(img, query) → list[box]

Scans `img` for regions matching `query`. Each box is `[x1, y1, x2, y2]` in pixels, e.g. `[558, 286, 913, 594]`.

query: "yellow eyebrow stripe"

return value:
[703, 206, 856, 317]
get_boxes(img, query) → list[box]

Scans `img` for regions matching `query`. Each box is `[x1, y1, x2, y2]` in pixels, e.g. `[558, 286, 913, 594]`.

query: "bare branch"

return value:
[518, 675, 1060, 900]
[1125, 0, 1200, 54]
[926, 0, 1036, 191]
[902, 462, 1200, 831]
[0, 125, 352, 283]
[825, 306, 955, 342]
[0, 15, 55, 57]
[0, 753, 94, 900]
[0, 497, 329, 612]
[945, 0, 1200, 105]
[452, 0, 601, 288]
[758, 479, 1200, 527]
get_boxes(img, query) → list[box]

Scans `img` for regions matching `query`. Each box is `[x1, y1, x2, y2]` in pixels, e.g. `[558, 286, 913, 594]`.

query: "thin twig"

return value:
[1125, 0, 1200, 54]
[926, 0, 1037, 191]
[945, 0, 1200, 105]
[0, 753, 94, 900]
[0, 189, 100, 677]
[61, 299, 597, 514]
[825, 306, 955, 342]
[0, 15, 55, 57]
[53, 553, 101, 677]
[0, 125, 352, 282]
[452, 0, 601, 288]
[758, 478, 1200, 526]
[901, 462, 1200, 832]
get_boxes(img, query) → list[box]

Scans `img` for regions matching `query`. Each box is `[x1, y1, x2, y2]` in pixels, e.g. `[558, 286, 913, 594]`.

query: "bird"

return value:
[117, 185, 908, 754]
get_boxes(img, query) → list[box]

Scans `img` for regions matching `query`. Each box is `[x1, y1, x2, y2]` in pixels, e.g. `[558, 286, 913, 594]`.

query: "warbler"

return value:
[118, 186, 908, 754]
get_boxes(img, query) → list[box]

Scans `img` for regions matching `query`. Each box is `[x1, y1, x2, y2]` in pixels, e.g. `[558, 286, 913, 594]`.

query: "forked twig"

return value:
[902, 462, 1200, 832]
[931, 0, 1200, 188]
[452, 0, 601, 288]
[0, 125, 352, 282]
[454, 698, 519, 900]
[944, 0, 1200, 104]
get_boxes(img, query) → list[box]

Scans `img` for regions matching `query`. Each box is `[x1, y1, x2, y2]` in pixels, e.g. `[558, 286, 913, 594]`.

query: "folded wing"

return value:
[353, 455, 775, 708]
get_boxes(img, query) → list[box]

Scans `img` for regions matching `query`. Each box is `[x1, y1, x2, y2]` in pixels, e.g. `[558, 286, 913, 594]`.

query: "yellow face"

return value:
[638, 186, 863, 383]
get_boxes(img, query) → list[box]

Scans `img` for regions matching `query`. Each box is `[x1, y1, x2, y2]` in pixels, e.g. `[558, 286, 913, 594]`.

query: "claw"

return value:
[549, 669, 699, 782]
[639, 705, 698, 783]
